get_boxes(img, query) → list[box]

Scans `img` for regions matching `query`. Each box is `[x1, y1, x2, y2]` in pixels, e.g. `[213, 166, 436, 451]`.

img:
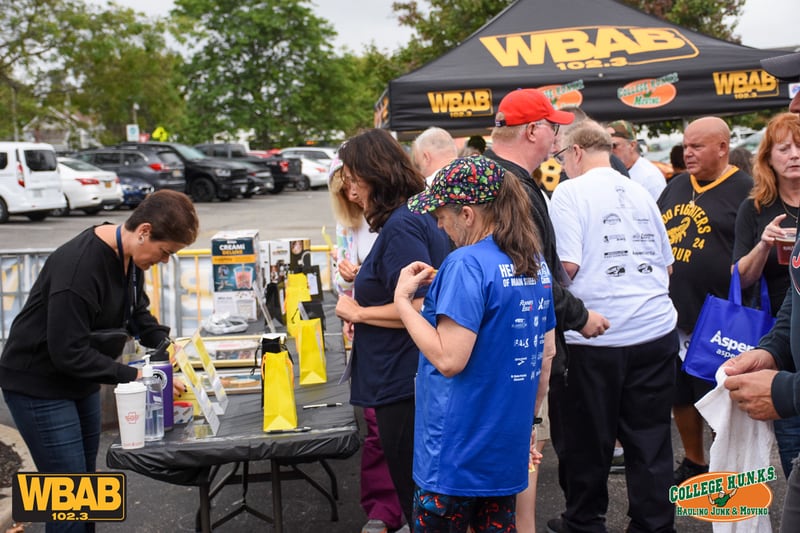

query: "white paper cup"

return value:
[114, 381, 146, 449]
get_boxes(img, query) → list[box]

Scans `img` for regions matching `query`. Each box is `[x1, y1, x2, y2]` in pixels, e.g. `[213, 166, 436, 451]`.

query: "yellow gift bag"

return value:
[261, 348, 298, 432]
[284, 273, 311, 338]
[297, 318, 327, 385]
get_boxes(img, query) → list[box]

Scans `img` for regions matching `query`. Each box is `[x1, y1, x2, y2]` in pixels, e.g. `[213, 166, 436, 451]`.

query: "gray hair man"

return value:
[411, 127, 458, 185]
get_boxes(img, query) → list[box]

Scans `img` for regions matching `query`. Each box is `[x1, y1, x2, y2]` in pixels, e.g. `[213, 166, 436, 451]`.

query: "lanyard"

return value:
[115, 225, 139, 337]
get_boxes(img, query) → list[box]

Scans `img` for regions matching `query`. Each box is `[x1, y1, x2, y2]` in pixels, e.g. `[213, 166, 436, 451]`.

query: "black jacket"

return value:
[0, 225, 168, 399]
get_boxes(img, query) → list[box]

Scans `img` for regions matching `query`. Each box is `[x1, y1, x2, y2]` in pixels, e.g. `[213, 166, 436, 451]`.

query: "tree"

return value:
[0, 0, 187, 145]
[621, 0, 745, 42]
[53, 5, 187, 145]
[0, 0, 84, 140]
[173, 0, 350, 147]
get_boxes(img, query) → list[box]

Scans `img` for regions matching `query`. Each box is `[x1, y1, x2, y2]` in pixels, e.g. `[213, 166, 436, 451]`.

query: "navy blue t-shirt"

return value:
[350, 205, 451, 407]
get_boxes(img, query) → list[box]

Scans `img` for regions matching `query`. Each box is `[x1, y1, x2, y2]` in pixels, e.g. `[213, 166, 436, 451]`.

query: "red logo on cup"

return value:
[124, 411, 139, 424]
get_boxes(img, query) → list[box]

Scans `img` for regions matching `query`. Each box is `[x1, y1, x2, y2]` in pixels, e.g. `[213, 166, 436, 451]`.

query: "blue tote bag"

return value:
[683, 264, 776, 383]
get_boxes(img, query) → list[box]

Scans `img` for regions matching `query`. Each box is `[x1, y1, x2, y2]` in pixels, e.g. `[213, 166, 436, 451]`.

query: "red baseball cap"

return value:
[494, 89, 575, 127]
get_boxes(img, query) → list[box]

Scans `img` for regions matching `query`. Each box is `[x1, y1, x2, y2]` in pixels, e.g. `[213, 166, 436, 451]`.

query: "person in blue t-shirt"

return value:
[334, 129, 452, 526]
[394, 156, 556, 531]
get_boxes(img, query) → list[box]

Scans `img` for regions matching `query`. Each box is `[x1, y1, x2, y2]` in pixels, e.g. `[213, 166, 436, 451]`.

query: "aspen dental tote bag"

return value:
[683, 264, 775, 383]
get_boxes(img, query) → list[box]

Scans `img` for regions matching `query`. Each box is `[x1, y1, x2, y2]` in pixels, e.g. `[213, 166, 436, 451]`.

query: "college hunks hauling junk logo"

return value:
[617, 73, 678, 109]
[670, 468, 775, 522]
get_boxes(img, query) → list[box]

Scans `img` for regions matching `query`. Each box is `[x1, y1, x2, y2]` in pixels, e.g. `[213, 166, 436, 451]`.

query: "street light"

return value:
[132, 102, 139, 124]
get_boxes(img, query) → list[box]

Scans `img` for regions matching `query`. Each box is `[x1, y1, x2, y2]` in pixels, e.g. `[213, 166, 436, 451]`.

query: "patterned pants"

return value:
[412, 486, 516, 532]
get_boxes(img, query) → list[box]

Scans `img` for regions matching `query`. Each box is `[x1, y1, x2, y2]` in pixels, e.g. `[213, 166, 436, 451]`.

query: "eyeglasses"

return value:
[553, 147, 569, 163]
[533, 120, 560, 136]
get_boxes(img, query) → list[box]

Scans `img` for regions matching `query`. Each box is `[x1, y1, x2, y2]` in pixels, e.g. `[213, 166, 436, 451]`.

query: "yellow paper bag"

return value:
[261, 350, 298, 431]
[297, 318, 327, 385]
[285, 273, 311, 338]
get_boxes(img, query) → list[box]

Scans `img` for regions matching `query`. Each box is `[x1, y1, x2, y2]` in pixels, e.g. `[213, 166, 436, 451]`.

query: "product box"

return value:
[211, 230, 261, 320]
[267, 240, 291, 284]
[287, 238, 312, 273]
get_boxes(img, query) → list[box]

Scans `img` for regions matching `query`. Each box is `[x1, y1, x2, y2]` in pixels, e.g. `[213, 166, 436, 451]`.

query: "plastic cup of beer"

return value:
[776, 231, 797, 266]
[114, 381, 146, 449]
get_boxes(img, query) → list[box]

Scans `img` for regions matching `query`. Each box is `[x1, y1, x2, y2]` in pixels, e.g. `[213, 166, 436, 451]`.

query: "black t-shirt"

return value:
[657, 169, 753, 332]
[733, 198, 795, 316]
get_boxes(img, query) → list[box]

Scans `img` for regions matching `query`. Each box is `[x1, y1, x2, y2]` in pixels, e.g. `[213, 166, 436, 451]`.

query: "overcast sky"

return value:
[90, 0, 797, 53]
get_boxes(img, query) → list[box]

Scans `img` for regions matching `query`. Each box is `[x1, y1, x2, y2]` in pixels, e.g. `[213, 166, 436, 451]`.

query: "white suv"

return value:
[0, 142, 66, 223]
[279, 147, 337, 190]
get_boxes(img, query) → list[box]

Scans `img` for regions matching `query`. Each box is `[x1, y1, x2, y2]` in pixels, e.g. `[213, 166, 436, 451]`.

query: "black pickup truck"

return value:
[195, 143, 301, 194]
[118, 141, 250, 202]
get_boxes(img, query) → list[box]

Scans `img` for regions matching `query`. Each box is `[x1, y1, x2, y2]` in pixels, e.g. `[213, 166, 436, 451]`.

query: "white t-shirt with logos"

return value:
[550, 166, 677, 346]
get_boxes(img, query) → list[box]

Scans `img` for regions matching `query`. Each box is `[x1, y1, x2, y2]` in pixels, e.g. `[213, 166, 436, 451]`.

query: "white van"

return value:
[0, 142, 66, 223]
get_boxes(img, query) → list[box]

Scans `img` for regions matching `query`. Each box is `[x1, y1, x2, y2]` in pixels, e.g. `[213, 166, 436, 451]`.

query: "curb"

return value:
[0, 424, 34, 529]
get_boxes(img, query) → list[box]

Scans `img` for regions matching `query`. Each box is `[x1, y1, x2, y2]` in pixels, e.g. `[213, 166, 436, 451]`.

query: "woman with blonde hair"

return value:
[733, 112, 800, 477]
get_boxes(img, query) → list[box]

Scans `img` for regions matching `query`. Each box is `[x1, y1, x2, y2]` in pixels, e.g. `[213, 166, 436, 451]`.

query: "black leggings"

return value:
[375, 398, 416, 526]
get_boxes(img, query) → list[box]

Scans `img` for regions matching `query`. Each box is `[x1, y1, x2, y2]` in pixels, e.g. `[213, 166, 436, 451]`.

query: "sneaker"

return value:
[610, 452, 625, 474]
[546, 517, 563, 533]
[362, 519, 388, 533]
[673, 457, 709, 484]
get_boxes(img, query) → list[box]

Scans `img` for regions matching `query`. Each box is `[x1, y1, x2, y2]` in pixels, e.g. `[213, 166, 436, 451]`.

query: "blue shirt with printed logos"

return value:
[413, 235, 556, 496]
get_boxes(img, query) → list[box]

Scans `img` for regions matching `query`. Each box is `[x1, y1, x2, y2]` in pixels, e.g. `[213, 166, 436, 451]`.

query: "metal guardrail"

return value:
[0, 245, 333, 348]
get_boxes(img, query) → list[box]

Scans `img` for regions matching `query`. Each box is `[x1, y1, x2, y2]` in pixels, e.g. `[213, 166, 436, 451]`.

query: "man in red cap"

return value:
[762, 51, 800, 114]
[484, 88, 610, 531]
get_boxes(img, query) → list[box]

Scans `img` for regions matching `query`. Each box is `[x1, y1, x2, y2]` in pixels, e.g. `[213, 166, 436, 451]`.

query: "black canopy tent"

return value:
[376, 0, 791, 139]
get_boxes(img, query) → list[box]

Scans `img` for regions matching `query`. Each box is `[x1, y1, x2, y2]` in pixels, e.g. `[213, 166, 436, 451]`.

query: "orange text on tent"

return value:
[712, 70, 779, 100]
[479, 27, 698, 69]
[427, 89, 493, 118]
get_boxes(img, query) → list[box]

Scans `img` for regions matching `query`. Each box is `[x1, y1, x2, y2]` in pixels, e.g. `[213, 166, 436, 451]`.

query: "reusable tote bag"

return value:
[297, 318, 327, 385]
[261, 342, 298, 431]
[683, 264, 776, 383]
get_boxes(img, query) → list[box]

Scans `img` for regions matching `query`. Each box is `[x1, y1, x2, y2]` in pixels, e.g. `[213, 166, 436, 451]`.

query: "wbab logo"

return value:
[12, 473, 126, 522]
[670, 468, 775, 522]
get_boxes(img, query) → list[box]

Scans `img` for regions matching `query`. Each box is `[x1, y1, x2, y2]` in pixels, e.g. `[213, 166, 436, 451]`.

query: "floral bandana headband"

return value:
[407, 155, 505, 214]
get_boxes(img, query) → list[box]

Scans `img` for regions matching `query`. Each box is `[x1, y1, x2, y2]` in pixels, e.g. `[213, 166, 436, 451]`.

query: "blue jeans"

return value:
[774, 416, 800, 478]
[3, 389, 101, 533]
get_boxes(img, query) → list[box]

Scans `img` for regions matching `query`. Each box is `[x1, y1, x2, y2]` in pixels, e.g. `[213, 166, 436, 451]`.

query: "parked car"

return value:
[0, 142, 66, 223]
[278, 147, 337, 190]
[115, 175, 153, 209]
[237, 161, 274, 197]
[289, 157, 330, 190]
[195, 143, 299, 194]
[74, 147, 186, 194]
[121, 142, 250, 202]
[53, 158, 123, 216]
